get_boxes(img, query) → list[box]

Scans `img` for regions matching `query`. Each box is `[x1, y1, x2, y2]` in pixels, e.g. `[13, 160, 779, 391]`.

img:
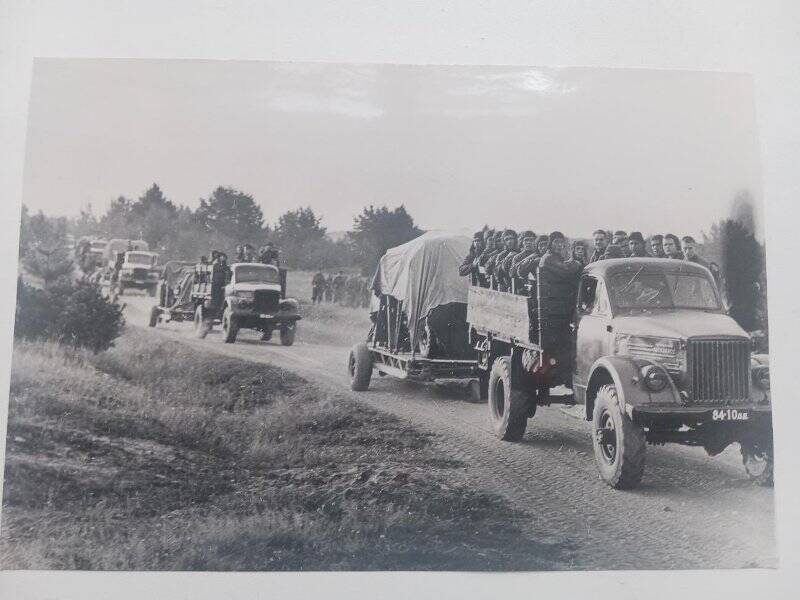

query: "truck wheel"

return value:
[147, 285, 156, 297]
[194, 305, 210, 339]
[280, 323, 296, 346]
[348, 342, 373, 391]
[222, 307, 238, 344]
[148, 306, 159, 328]
[261, 328, 273, 341]
[488, 357, 528, 441]
[741, 444, 774, 486]
[592, 384, 646, 489]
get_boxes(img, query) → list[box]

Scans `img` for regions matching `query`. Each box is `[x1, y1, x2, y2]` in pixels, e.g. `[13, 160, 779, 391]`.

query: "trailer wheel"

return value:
[222, 307, 238, 344]
[148, 306, 159, 328]
[488, 357, 528, 441]
[741, 444, 774, 487]
[261, 328, 273, 341]
[280, 322, 296, 346]
[348, 342, 373, 391]
[592, 384, 646, 489]
[194, 305, 210, 339]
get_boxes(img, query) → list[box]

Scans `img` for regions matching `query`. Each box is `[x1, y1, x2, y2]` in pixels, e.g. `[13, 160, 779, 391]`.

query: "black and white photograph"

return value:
[0, 2, 798, 598]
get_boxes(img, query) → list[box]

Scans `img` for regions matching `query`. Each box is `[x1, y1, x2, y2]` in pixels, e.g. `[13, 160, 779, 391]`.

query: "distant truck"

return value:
[188, 262, 301, 345]
[117, 250, 160, 296]
[468, 258, 773, 489]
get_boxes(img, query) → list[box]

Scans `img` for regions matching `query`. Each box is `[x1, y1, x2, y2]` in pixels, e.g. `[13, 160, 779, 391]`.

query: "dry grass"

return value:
[1, 329, 567, 570]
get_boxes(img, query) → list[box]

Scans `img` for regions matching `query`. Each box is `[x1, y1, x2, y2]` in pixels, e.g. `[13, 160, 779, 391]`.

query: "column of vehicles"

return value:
[347, 232, 773, 489]
[78, 238, 160, 298]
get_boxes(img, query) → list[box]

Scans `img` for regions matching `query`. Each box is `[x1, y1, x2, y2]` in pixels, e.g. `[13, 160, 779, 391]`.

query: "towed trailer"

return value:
[348, 232, 480, 391]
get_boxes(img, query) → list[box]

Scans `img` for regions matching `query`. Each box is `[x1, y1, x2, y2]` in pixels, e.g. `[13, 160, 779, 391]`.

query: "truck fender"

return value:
[585, 356, 682, 421]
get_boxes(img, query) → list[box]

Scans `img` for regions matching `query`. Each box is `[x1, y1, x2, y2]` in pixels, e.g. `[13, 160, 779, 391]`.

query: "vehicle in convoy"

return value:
[185, 262, 300, 345]
[117, 250, 160, 296]
[347, 232, 479, 392]
[87, 238, 109, 268]
[98, 239, 151, 298]
[469, 258, 772, 489]
[148, 260, 196, 327]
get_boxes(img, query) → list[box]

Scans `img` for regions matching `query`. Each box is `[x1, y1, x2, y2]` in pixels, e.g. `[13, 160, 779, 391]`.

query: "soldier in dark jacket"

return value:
[311, 271, 326, 303]
[332, 271, 347, 304]
[508, 231, 537, 293]
[649, 234, 666, 258]
[458, 231, 485, 284]
[602, 244, 625, 259]
[516, 234, 547, 280]
[663, 234, 685, 259]
[571, 240, 588, 266]
[589, 229, 609, 263]
[627, 231, 648, 257]
[324, 274, 334, 302]
[486, 229, 518, 291]
[259, 242, 280, 266]
[682, 236, 710, 268]
[612, 230, 630, 257]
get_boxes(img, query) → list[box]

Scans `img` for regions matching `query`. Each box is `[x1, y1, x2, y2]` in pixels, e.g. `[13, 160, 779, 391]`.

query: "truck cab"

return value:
[118, 250, 160, 295]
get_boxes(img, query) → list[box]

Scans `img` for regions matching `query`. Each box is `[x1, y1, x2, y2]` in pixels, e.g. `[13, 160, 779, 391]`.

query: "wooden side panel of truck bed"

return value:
[467, 286, 532, 343]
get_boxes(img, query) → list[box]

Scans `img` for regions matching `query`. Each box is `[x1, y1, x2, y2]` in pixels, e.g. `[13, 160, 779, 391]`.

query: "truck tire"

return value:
[488, 356, 528, 441]
[194, 305, 210, 339]
[222, 307, 238, 344]
[741, 444, 774, 487]
[147, 285, 156, 297]
[348, 342, 373, 391]
[148, 306, 159, 328]
[261, 329, 273, 341]
[279, 323, 296, 346]
[592, 384, 646, 489]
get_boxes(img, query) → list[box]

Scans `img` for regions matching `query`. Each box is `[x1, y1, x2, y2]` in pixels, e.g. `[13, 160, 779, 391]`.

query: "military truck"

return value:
[469, 257, 773, 489]
[117, 249, 160, 296]
[192, 262, 301, 345]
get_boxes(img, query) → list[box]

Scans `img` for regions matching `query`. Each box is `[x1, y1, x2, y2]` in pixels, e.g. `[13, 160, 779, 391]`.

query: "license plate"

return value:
[260, 314, 273, 319]
[135, 280, 144, 284]
[711, 408, 750, 421]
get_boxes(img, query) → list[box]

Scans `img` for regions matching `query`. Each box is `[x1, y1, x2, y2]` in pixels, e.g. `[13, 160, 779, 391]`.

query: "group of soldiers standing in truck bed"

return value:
[311, 271, 371, 308]
[460, 227, 718, 294]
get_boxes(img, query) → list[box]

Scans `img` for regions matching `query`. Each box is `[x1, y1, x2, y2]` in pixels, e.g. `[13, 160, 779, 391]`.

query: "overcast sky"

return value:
[22, 59, 763, 238]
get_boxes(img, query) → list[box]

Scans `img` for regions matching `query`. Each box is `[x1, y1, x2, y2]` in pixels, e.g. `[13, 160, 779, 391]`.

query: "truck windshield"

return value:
[126, 253, 153, 265]
[236, 265, 279, 284]
[608, 272, 720, 310]
[90, 242, 107, 250]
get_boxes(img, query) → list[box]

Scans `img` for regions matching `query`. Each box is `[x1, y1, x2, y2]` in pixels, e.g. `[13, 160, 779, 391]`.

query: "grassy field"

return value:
[1, 328, 567, 570]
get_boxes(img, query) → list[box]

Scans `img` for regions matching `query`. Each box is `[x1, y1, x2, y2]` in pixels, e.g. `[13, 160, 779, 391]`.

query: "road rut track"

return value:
[126, 295, 776, 570]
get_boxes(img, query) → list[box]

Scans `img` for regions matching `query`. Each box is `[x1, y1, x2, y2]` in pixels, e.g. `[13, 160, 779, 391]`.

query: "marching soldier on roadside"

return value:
[324, 274, 334, 302]
[332, 271, 347, 304]
[663, 234, 685, 259]
[589, 229, 609, 263]
[649, 234, 666, 258]
[627, 231, 649, 257]
[681, 236, 710, 268]
[311, 271, 326, 304]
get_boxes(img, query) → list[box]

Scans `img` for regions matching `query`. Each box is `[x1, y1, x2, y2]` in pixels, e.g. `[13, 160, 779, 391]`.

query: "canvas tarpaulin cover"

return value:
[370, 231, 471, 349]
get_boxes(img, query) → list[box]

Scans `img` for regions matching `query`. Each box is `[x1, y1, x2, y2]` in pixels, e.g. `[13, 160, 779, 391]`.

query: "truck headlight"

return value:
[615, 334, 685, 372]
[234, 290, 254, 300]
[640, 365, 669, 392]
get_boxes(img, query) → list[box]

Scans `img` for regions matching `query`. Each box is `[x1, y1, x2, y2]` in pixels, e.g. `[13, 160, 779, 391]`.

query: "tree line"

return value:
[20, 183, 423, 276]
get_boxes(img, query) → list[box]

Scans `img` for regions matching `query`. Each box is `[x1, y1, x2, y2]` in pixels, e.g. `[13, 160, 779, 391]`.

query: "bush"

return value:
[15, 281, 125, 352]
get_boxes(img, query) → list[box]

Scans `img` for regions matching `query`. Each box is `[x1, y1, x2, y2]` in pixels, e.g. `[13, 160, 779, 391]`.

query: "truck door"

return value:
[574, 275, 612, 389]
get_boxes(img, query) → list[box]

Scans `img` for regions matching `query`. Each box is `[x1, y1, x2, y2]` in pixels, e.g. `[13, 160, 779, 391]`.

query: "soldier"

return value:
[571, 240, 588, 267]
[458, 231, 486, 284]
[235, 245, 245, 262]
[486, 229, 518, 291]
[311, 271, 326, 303]
[361, 277, 372, 308]
[516, 234, 547, 280]
[682, 236, 710, 268]
[589, 229, 609, 263]
[346, 275, 363, 307]
[260, 242, 280, 266]
[627, 232, 648, 257]
[324, 274, 334, 302]
[243, 243, 256, 262]
[663, 234, 685, 259]
[612, 230, 630, 257]
[332, 271, 347, 304]
[507, 231, 537, 292]
[649, 234, 666, 258]
[602, 244, 625, 260]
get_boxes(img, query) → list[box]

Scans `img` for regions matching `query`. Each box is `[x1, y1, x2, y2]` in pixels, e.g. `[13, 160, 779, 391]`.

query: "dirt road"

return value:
[126, 294, 777, 570]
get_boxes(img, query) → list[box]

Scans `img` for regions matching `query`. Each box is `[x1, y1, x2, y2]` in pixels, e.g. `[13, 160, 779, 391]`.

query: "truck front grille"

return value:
[253, 290, 280, 313]
[687, 338, 750, 404]
[132, 268, 149, 279]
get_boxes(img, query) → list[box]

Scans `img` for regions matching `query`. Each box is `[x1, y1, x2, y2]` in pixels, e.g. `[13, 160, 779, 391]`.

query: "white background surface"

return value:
[0, 1, 798, 598]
